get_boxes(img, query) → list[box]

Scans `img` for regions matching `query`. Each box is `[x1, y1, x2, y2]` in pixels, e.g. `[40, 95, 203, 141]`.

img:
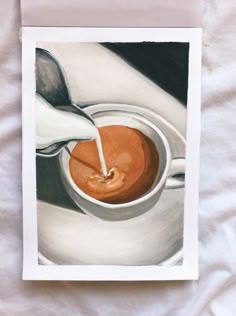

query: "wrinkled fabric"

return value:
[0, 0, 236, 315]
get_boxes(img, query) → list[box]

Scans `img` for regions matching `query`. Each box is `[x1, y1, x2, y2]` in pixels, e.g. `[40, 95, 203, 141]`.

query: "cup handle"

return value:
[165, 158, 185, 189]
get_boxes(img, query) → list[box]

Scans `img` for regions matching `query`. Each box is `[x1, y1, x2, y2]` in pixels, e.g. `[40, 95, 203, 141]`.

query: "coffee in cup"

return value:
[60, 105, 185, 221]
[69, 125, 159, 204]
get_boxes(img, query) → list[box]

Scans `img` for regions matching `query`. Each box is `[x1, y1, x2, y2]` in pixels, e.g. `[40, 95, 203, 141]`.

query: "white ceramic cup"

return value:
[59, 107, 185, 221]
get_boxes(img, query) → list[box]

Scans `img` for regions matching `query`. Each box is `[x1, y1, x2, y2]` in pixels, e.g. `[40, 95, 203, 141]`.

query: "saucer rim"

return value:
[38, 249, 183, 266]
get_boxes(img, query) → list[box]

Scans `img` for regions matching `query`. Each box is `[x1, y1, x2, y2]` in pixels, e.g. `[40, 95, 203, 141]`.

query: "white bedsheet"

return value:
[0, 0, 235, 315]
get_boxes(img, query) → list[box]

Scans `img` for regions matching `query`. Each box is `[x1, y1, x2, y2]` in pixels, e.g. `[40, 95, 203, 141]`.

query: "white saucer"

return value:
[38, 104, 185, 265]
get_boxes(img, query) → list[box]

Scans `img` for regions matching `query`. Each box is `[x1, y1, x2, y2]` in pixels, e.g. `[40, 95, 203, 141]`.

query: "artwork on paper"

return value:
[35, 40, 188, 266]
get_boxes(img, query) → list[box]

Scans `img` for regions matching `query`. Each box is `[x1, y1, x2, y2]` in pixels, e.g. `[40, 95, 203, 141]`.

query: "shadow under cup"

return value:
[59, 109, 173, 221]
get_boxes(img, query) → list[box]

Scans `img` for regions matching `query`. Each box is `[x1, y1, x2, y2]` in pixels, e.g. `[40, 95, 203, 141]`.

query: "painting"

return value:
[22, 28, 201, 280]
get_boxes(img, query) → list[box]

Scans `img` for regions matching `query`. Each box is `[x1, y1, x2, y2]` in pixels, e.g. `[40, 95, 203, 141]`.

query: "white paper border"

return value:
[22, 27, 201, 281]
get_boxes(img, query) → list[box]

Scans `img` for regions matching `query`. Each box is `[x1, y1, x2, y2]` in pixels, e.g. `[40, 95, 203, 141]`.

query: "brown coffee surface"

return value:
[69, 125, 159, 204]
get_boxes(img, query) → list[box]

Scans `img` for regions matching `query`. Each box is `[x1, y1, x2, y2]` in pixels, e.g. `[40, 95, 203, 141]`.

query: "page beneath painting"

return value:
[21, 0, 202, 27]
[22, 27, 201, 280]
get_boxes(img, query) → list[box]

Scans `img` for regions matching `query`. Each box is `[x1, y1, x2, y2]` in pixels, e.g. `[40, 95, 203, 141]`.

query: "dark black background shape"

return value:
[36, 42, 189, 209]
[102, 42, 189, 105]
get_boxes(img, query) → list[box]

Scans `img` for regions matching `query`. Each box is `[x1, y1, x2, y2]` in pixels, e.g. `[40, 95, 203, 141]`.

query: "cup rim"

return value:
[60, 108, 172, 209]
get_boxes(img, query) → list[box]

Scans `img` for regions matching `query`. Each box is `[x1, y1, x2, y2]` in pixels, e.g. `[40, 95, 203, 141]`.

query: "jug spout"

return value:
[36, 94, 98, 156]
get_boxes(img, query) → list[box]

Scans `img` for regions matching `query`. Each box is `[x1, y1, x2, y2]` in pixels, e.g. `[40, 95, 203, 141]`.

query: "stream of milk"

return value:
[36, 95, 108, 177]
[95, 135, 108, 177]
